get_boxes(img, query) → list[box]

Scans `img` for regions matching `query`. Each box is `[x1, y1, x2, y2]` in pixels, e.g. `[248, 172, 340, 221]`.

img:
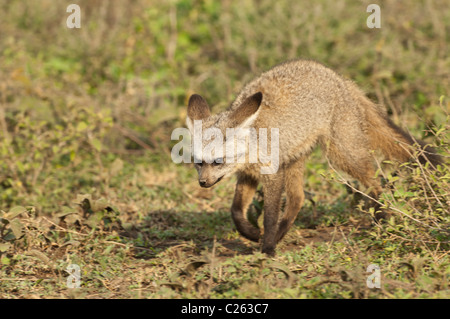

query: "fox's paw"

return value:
[261, 246, 276, 257]
[234, 220, 261, 242]
[239, 227, 261, 243]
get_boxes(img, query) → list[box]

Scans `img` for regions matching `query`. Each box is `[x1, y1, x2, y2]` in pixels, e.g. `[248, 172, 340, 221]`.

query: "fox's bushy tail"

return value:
[363, 97, 442, 168]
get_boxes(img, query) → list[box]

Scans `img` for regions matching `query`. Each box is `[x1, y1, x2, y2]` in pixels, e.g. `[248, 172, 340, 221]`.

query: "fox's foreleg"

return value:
[261, 173, 285, 256]
[231, 174, 261, 242]
[276, 160, 305, 243]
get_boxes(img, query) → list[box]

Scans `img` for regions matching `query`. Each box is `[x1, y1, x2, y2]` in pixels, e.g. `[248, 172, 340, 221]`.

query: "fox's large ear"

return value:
[229, 92, 262, 128]
[186, 94, 211, 132]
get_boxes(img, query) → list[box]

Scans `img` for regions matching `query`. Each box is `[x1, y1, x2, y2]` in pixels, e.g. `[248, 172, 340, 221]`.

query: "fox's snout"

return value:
[198, 176, 223, 188]
[199, 179, 212, 188]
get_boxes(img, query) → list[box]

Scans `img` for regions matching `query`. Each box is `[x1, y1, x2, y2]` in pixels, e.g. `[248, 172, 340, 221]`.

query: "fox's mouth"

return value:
[200, 175, 224, 188]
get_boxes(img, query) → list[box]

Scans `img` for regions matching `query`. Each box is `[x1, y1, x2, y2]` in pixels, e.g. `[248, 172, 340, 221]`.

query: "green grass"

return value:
[0, 0, 449, 298]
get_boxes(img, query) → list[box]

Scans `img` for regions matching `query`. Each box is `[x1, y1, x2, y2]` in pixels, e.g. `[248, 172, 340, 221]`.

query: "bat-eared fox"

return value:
[186, 59, 441, 256]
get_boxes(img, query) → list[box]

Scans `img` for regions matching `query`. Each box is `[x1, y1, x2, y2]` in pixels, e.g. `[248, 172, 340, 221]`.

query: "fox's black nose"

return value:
[199, 180, 207, 187]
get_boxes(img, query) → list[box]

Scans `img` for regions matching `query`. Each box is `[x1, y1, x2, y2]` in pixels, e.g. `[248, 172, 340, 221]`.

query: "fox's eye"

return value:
[194, 160, 203, 167]
[213, 158, 224, 166]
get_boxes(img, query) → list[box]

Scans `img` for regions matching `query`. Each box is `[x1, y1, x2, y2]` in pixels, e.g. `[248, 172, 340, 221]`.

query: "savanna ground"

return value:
[0, 0, 449, 299]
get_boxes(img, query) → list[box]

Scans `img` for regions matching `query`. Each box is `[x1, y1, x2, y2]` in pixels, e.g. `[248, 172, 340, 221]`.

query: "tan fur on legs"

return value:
[325, 112, 383, 203]
[276, 160, 305, 242]
[231, 174, 261, 242]
[261, 173, 284, 256]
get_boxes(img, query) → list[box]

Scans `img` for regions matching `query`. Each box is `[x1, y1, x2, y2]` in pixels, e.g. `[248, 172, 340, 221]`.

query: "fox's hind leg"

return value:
[276, 159, 305, 243]
[231, 174, 261, 242]
[326, 116, 383, 205]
